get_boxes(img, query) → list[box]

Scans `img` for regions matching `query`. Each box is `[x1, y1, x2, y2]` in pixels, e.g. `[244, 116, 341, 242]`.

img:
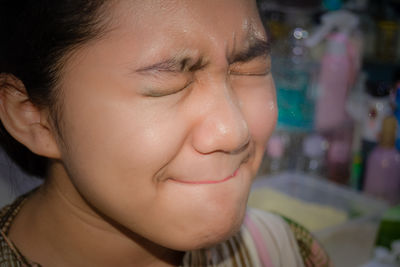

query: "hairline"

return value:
[46, 0, 118, 149]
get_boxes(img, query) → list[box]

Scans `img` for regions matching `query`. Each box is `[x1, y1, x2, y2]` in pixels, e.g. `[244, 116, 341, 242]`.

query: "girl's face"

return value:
[55, 0, 277, 250]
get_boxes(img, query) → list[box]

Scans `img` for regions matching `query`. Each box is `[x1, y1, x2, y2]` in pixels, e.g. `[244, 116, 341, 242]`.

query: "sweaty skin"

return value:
[9, 1, 277, 266]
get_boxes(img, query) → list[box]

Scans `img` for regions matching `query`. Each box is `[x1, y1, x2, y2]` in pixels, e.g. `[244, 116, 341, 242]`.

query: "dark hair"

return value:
[0, 0, 111, 177]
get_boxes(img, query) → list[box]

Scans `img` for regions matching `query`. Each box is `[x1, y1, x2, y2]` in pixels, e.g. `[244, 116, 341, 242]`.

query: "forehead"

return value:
[91, 0, 265, 70]
[106, 0, 265, 48]
[61, 0, 266, 84]
[111, 0, 261, 27]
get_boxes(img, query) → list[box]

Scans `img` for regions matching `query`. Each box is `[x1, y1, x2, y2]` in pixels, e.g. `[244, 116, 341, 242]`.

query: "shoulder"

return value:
[243, 208, 306, 266]
[246, 209, 333, 267]
[182, 208, 333, 267]
[0, 193, 38, 267]
[279, 214, 333, 267]
[0, 232, 22, 266]
[0, 203, 23, 266]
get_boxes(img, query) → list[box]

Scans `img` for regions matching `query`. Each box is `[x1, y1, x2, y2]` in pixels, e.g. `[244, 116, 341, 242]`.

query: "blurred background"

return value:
[1, 0, 400, 266]
[251, 0, 400, 266]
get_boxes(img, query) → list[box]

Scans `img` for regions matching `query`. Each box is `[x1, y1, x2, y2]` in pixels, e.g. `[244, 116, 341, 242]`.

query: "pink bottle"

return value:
[315, 32, 352, 133]
[364, 116, 400, 205]
[305, 11, 360, 133]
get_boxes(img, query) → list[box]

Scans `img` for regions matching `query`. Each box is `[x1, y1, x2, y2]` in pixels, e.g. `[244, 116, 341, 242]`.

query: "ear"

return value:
[0, 74, 61, 159]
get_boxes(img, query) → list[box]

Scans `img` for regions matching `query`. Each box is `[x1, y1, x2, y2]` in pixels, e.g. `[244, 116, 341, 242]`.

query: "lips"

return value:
[164, 144, 253, 185]
[170, 168, 240, 185]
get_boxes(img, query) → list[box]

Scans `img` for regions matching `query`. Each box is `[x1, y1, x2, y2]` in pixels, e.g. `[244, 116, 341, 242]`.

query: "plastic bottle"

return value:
[355, 82, 392, 190]
[347, 72, 367, 190]
[272, 8, 317, 131]
[361, 83, 392, 144]
[305, 10, 360, 133]
[326, 124, 354, 184]
[364, 116, 400, 205]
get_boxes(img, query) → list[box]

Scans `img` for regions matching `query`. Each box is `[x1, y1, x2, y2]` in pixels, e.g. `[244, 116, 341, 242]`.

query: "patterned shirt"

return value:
[0, 192, 332, 267]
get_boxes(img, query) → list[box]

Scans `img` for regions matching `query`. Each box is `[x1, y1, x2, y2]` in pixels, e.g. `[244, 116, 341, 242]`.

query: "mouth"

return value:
[163, 143, 253, 186]
[169, 168, 241, 185]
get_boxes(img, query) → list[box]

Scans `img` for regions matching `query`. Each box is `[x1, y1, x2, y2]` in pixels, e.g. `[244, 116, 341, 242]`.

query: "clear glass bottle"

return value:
[272, 8, 318, 132]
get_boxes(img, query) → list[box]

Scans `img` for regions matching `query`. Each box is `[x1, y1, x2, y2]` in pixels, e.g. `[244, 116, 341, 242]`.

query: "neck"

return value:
[8, 161, 184, 267]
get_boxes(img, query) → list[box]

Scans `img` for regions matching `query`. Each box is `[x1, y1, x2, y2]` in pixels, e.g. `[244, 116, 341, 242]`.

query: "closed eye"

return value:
[229, 68, 271, 76]
[229, 56, 271, 77]
[227, 34, 271, 77]
[145, 80, 194, 97]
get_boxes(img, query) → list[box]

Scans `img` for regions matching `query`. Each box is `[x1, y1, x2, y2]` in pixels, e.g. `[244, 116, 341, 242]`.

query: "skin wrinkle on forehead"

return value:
[113, 0, 269, 80]
[133, 25, 270, 77]
[228, 18, 271, 65]
[250, 18, 266, 41]
[181, 0, 265, 59]
[241, 17, 267, 47]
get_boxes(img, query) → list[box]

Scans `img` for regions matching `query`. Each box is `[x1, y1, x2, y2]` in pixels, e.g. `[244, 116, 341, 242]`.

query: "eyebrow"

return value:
[135, 55, 205, 75]
[228, 37, 271, 64]
[135, 36, 271, 75]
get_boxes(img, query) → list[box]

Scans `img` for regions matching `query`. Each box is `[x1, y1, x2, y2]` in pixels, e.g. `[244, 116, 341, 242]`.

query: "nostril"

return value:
[191, 116, 250, 155]
[191, 85, 251, 154]
[229, 135, 250, 155]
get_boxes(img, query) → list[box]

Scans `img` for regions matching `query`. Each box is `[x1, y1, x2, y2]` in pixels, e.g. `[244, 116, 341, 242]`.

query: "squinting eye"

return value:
[229, 60, 271, 77]
[146, 80, 194, 97]
[229, 69, 270, 76]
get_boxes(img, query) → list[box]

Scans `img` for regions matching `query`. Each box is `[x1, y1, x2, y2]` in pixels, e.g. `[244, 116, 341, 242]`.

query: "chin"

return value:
[199, 210, 245, 249]
[174, 220, 245, 252]
[170, 196, 248, 251]
[147, 167, 253, 251]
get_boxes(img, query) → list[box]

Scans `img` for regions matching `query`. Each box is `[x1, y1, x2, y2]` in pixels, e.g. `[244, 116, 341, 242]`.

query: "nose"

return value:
[191, 81, 250, 154]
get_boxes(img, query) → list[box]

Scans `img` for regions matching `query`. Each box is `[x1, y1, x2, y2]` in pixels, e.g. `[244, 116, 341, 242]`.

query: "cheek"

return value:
[239, 78, 277, 147]
[61, 100, 186, 189]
